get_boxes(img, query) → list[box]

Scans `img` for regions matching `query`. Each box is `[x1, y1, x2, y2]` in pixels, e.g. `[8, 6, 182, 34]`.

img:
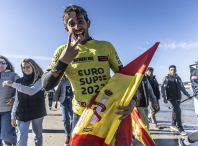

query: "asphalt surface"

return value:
[133, 90, 198, 146]
[3, 90, 198, 146]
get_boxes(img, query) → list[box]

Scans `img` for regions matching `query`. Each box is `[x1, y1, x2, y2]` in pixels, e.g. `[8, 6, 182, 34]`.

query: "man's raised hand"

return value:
[60, 33, 80, 64]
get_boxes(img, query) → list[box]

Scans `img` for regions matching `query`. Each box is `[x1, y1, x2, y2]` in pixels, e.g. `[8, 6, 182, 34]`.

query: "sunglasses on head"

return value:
[0, 61, 7, 65]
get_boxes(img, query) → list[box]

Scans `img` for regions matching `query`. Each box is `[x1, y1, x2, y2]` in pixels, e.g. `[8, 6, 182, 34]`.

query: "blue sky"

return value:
[1, 0, 198, 83]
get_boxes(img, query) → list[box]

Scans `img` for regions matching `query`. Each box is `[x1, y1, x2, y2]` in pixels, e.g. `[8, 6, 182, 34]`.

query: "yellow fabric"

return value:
[73, 73, 144, 145]
[45, 39, 122, 115]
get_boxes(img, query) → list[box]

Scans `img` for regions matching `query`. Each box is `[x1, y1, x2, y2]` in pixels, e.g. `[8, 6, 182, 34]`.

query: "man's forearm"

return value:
[161, 87, 167, 100]
[42, 60, 68, 91]
[146, 80, 157, 103]
[180, 82, 190, 96]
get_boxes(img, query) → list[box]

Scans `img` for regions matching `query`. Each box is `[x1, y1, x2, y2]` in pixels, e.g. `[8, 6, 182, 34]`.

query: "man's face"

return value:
[146, 70, 153, 76]
[65, 11, 90, 45]
[169, 67, 176, 76]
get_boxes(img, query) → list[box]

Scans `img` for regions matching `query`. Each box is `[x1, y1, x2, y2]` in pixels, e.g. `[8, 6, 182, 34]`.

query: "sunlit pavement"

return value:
[133, 94, 198, 146]
[7, 94, 197, 146]
[26, 99, 66, 146]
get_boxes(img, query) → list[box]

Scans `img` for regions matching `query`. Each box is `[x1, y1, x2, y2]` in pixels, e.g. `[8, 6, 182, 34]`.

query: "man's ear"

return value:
[65, 27, 69, 33]
[87, 19, 91, 28]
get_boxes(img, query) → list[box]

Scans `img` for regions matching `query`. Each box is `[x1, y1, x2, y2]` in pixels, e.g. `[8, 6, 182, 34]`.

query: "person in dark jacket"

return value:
[145, 67, 160, 128]
[134, 76, 158, 130]
[3, 58, 46, 146]
[46, 89, 55, 110]
[161, 65, 191, 136]
[179, 62, 198, 146]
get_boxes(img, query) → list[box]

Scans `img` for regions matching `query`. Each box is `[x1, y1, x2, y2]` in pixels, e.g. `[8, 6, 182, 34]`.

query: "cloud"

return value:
[137, 46, 146, 51]
[2, 54, 51, 60]
[160, 41, 198, 50]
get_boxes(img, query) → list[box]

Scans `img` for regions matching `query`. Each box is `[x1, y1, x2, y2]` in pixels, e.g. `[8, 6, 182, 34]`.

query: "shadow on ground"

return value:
[28, 129, 65, 133]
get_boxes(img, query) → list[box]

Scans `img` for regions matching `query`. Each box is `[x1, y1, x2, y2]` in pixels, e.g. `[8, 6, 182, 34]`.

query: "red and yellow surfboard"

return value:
[70, 42, 160, 146]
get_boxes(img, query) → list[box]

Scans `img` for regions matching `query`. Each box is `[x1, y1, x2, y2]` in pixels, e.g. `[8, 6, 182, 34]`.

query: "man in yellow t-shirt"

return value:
[42, 5, 136, 145]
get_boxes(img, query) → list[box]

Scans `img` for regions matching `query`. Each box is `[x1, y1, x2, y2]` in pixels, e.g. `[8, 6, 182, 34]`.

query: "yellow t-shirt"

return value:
[46, 39, 123, 115]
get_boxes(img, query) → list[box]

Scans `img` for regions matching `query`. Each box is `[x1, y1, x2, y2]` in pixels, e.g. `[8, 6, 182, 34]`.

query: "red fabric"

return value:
[87, 92, 100, 108]
[93, 101, 106, 112]
[70, 133, 108, 146]
[93, 107, 102, 121]
[118, 42, 159, 76]
[131, 109, 156, 146]
[115, 115, 132, 146]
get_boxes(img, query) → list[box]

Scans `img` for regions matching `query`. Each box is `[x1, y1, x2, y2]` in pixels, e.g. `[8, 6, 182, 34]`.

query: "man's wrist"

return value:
[9, 81, 13, 86]
[59, 58, 70, 65]
[52, 60, 68, 72]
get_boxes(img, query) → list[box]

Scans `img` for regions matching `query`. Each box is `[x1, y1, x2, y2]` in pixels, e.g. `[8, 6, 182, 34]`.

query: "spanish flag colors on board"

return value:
[132, 107, 156, 146]
[70, 42, 160, 146]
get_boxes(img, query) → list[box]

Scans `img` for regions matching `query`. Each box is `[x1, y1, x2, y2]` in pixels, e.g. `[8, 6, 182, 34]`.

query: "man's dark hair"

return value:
[147, 67, 154, 71]
[169, 65, 176, 70]
[63, 5, 89, 28]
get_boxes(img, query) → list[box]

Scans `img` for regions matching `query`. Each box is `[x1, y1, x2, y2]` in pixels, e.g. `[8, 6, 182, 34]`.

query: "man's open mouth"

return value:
[75, 30, 84, 41]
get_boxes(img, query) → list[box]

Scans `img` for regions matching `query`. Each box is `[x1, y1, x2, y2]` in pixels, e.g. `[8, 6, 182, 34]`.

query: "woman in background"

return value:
[0, 55, 19, 146]
[3, 58, 46, 146]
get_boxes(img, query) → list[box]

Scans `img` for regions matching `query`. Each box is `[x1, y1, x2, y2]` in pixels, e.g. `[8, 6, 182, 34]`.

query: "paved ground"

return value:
[27, 101, 66, 146]
[133, 93, 198, 146]
[3, 91, 198, 146]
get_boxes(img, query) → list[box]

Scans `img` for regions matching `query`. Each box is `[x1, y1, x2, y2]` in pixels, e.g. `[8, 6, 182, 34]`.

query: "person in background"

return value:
[134, 76, 158, 130]
[161, 65, 191, 136]
[54, 73, 73, 146]
[145, 67, 161, 129]
[3, 58, 46, 146]
[46, 89, 55, 110]
[179, 62, 198, 146]
[0, 55, 19, 146]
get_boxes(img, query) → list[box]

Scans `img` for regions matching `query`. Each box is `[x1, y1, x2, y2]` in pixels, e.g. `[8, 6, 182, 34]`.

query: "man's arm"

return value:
[42, 60, 67, 91]
[190, 67, 198, 98]
[161, 77, 168, 100]
[155, 78, 161, 99]
[42, 33, 80, 91]
[108, 42, 123, 73]
[146, 78, 157, 103]
[179, 77, 190, 96]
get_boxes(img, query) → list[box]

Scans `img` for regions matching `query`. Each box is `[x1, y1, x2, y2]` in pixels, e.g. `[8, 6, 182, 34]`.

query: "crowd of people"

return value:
[0, 4, 198, 146]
